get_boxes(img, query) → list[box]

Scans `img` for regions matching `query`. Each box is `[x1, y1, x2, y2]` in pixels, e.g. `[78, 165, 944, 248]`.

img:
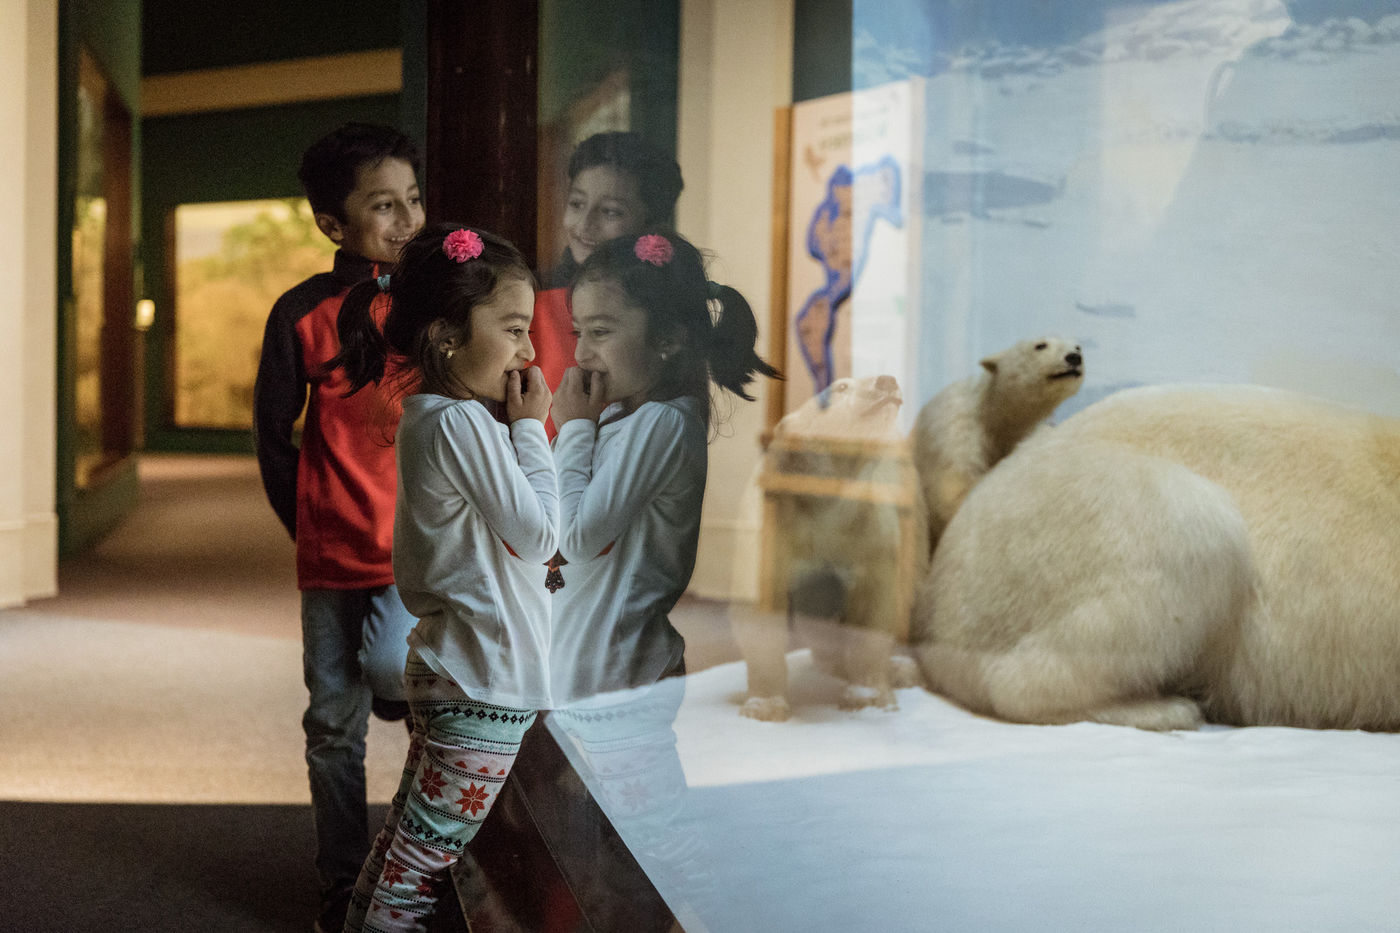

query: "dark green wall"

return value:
[794, 0, 853, 102]
[142, 0, 401, 74]
[139, 0, 407, 453]
[140, 96, 402, 453]
[540, 0, 680, 157]
[141, 0, 681, 453]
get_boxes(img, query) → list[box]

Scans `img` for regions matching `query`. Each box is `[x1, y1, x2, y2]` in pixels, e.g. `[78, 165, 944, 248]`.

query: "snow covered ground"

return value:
[576, 650, 1400, 932]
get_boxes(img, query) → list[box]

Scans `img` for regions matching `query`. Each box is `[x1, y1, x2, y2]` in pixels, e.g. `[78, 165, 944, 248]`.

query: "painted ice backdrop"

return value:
[853, 0, 1400, 419]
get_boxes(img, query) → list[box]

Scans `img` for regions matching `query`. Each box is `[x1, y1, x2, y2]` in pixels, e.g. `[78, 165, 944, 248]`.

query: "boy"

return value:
[252, 122, 426, 933]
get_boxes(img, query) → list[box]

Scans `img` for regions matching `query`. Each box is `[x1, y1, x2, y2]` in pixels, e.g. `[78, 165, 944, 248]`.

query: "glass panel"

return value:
[172, 198, 334, 429]
[536, 0, 678, 270]
[468, 4, 1400, 931]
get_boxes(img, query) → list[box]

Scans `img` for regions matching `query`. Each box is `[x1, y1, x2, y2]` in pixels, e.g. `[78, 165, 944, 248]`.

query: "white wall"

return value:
[0, 0, 58, 607]
[678, 0, 794, 602]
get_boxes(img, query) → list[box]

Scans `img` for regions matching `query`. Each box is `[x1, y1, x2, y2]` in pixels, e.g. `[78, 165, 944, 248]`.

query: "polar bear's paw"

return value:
[889, 655, 922, 689]
[1087, 696, 1204, 731]
[840, 684, 899, 712]
[740, 695, 792, 722]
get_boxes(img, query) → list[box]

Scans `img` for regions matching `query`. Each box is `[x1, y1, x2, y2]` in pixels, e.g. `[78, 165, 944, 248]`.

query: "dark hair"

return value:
[330, 223, 534, 400]
[568, 132, 684, 226]
[570, 230, 780, 409]
[298, 122, 422, 221]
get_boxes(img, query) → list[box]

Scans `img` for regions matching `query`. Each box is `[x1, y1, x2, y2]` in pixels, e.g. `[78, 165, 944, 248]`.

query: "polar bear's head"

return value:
[775, 374, 904, 439]
[980, 337, 1084, 409]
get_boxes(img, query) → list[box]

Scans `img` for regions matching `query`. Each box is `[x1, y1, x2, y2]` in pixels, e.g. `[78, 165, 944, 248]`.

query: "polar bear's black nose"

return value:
[874, 374, 899, 393]
[1065, 352, 1082, 367]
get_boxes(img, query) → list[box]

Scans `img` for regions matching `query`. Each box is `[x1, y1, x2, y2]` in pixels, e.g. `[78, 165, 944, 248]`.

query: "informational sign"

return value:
[784, 79, 924, 421]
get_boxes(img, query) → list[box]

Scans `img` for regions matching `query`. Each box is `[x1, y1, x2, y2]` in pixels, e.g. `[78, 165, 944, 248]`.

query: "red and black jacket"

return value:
[253, 250, 398, 590]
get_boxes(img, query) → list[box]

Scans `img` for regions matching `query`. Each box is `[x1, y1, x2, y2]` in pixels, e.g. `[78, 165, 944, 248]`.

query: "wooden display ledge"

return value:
[756, 434, 922, 642]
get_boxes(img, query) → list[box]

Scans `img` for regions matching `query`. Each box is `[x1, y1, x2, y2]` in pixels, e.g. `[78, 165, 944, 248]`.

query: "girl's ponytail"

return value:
[329, 279, 391, 396]
[705, 282, 781, 401]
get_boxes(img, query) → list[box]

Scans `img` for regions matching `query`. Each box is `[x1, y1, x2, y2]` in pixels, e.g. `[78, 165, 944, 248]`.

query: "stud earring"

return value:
[442, 344, 455, 360]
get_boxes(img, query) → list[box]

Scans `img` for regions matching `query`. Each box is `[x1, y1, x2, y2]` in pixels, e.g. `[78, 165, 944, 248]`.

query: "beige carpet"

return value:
[2, 453, 739, 806]
[2, 455, 410, 803]
[0, 609, 411, 803]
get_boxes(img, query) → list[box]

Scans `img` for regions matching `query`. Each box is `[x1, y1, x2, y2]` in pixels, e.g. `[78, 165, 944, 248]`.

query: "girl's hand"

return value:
[507, 367, 553, 424]
[553, 367, 608, 425]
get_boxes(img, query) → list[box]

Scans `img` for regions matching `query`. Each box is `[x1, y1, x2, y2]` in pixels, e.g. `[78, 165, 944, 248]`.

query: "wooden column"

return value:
[425, 0, 539, 267]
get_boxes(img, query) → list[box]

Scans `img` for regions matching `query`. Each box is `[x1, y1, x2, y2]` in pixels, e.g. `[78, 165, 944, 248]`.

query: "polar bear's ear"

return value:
[980, 354, 1000, 374]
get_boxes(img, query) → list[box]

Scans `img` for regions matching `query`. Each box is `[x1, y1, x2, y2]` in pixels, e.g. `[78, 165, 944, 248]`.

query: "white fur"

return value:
[773, 375, 904, 441]
[911, 337, 1083, 547]
[914, 384, 1400, 731]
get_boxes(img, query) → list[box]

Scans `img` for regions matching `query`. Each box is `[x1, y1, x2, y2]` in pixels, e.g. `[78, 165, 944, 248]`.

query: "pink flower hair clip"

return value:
[443, 228, 484, 262]
[634, 234, 673, 266]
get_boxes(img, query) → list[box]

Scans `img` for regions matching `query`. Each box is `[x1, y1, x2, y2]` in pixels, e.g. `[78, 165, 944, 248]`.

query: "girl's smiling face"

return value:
[562, 166, 647, 265]
[446, 276, 536, 401]
[571, 277, 667, 413]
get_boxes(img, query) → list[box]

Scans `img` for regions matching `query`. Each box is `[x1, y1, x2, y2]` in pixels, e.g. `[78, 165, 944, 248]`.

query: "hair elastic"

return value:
[376, 274, 391, 292]
[443, 228, 484, 262]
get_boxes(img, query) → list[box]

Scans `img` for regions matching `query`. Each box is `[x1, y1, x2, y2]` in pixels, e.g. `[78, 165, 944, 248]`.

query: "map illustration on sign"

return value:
[794, 155, 903, 392]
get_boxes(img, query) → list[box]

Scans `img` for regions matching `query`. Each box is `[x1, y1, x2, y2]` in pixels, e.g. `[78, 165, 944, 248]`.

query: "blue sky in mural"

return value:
[841, 0, 1400, 417]
[853, 0, 1400, 89]
[853, 0, 1153, 88]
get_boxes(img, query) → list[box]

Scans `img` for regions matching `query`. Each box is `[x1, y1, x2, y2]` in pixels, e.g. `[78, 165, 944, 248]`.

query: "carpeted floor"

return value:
[2, 453, 733, 931]
[0, 801, 346, 932]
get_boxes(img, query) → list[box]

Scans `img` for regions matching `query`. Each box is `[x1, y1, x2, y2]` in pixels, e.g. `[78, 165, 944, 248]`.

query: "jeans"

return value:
[301, 585, 417, 895]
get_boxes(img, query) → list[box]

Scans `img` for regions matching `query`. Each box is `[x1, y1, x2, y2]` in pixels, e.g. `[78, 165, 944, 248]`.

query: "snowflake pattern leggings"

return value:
[343, 651, 535, 933]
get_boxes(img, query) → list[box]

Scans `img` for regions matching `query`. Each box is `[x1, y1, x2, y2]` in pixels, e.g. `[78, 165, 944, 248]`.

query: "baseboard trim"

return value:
[0, 512, 58, 607]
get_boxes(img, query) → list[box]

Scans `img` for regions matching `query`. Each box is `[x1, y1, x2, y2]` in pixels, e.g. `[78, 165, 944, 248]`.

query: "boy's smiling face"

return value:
[316, 156, 425, 265]
[562, 165, 647, 265]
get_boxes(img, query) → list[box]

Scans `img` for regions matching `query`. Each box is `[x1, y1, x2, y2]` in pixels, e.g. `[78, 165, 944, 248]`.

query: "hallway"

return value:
[2, 452, 741, 804]
[1, 454, 410, 805]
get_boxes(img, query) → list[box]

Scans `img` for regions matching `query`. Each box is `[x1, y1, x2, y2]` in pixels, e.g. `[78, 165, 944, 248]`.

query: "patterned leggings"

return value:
[343, 651, 535, 933]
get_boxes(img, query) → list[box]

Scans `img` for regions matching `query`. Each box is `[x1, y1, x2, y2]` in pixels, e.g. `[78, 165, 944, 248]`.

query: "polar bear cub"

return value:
[911, 337, 1083, 548]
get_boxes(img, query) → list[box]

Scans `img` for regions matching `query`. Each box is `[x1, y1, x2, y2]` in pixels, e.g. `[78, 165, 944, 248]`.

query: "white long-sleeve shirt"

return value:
[393, 394, 559, 709]
[550, 395, 708, 704]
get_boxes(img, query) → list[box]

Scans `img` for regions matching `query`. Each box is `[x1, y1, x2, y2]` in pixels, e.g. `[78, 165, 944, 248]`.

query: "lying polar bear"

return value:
[912, 384, 1400, 731]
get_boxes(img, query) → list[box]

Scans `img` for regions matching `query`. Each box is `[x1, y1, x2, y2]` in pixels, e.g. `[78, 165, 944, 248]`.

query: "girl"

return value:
[540, 230, 777, 924]
[329, 223, 558, 933]
[548, 229, 778, 702]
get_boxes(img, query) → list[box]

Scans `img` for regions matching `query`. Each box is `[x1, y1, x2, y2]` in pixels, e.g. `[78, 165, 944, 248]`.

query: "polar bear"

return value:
[736, 375, 924, 721]
[912, 384, 1400, 731]
[911, 337, 1083, 549]
[773, 374, 904, 440]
